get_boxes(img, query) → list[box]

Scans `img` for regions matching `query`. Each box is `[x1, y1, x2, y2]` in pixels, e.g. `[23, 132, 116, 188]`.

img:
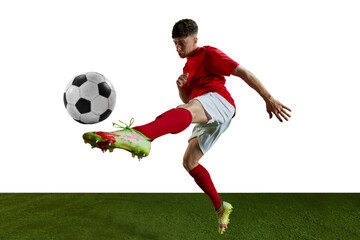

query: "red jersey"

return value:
[182, 46, 239, 109]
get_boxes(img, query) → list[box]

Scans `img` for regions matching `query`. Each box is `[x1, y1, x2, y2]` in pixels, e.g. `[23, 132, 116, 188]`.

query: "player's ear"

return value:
[193, 36, 198, 45]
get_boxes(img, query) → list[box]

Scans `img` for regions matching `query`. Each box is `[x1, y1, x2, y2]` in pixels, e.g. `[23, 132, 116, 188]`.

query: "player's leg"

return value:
[185, 137, 233, 234]
[184, 93, 235, 234]
[83, 99, 210, 158]
[132, 99, 210, 140]
[184, 137, 222, 210]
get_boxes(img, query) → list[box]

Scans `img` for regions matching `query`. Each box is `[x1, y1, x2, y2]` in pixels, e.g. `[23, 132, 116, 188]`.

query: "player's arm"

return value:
[232, 65, 291, 122]
[177, 73, 190, 103]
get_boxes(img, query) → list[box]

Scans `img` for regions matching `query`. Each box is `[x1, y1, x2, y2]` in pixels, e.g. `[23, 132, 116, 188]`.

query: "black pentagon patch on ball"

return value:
[63, 92, 67, 108]
[99, 109, 112, 122]
[72, 74, 87, 87]
[76, 98, 91, 114]
[98, 82, 112, 98]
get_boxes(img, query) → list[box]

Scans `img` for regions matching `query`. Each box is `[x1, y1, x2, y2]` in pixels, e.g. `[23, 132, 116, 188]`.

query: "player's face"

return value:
[173, 35, 198, 58]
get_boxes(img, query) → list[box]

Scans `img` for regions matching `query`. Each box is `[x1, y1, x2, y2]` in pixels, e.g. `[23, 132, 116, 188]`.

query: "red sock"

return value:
[189, 164, 222, 211]
[133, 108, 192, 140]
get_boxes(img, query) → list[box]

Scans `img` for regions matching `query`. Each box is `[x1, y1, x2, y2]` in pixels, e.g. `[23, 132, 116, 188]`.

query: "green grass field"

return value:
[0, 193, 359, 240]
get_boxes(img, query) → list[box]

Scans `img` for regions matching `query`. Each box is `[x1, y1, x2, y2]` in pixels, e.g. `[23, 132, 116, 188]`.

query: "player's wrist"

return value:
[263, 93, 273, 103]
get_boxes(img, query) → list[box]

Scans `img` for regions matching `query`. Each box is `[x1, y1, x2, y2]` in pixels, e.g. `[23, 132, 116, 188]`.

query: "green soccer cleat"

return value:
[216, 201, 233, 234]
[82, 119, 151, 160]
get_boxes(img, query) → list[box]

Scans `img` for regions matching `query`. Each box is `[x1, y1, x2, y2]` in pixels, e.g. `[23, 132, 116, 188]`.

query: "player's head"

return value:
[172, 19, 198, 38]
[172, 19, 198, 58]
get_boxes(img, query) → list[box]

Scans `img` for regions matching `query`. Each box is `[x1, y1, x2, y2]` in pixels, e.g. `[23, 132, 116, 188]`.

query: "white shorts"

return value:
[189, 92, 235, 154]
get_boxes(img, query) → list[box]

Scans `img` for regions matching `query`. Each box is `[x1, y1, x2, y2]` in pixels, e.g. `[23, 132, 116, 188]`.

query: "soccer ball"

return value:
[63, 72, 116, 124]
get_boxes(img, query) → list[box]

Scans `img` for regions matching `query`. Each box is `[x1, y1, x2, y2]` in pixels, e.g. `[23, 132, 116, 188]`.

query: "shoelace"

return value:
[112, 118, 135, 131]
[113, 118, 151, 142]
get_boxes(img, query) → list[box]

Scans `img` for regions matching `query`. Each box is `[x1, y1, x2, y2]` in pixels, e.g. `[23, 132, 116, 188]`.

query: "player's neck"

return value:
[187, 46, 198, 58]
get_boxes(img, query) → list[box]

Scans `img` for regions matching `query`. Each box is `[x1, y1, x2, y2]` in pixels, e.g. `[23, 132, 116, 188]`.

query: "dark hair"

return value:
[172, 19, 198, 38]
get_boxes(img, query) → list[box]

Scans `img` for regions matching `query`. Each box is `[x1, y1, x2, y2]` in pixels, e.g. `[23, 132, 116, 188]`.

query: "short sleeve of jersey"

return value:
[206, 46, 239, 76]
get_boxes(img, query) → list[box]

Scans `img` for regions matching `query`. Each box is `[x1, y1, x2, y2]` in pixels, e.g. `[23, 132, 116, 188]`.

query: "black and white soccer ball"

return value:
[63, 72, 116, 124]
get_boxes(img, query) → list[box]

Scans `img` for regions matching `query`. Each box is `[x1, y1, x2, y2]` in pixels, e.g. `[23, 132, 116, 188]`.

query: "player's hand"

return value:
[176, 73, 188, 88]
[265, 96, 292, 122]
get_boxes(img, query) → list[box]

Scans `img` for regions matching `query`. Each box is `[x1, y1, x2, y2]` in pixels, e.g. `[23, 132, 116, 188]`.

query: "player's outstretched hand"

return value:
[177, 73, 189, 87]
[265, 96, 291, 122]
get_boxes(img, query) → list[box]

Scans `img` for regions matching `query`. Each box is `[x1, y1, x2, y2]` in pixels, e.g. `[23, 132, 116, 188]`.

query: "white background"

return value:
[1, 0, 359, 192]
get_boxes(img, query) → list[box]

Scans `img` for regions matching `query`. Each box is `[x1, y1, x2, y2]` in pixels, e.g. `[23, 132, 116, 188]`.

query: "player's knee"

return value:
[183, 155, 190, 172]
[176, 103, 190, 112]
[183, 155, 189, 171]
[183, 160, 189, 171]
[176, 103, 185, 109]
[183, 156, 198, 172]
[177, 101, 209, 124]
